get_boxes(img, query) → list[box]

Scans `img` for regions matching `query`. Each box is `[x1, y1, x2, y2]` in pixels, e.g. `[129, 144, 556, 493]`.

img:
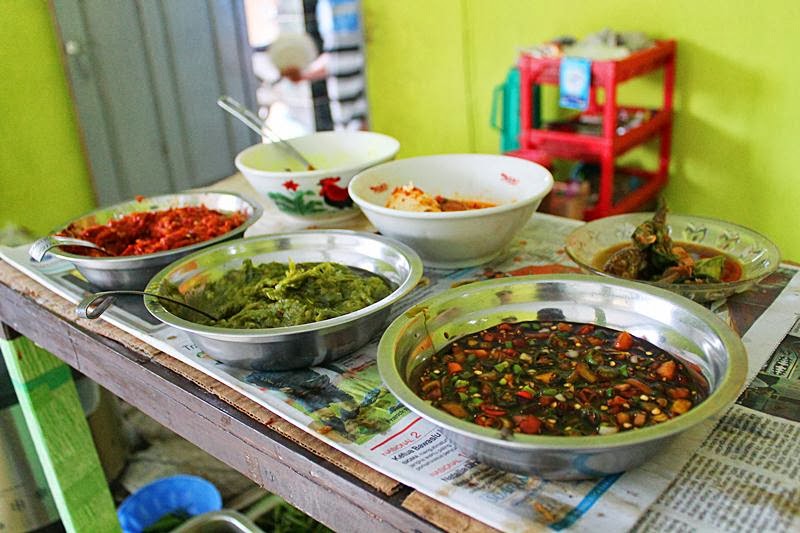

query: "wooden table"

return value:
[0, 176, 495, 533]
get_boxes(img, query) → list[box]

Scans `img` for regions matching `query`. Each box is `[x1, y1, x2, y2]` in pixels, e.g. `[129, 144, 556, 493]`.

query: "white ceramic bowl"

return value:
[348, 154, 554, 268]
[235, 131, 400, 223]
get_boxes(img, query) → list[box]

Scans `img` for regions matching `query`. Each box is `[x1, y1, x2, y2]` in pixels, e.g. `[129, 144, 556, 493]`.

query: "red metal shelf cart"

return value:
[516, 40, 676, 219]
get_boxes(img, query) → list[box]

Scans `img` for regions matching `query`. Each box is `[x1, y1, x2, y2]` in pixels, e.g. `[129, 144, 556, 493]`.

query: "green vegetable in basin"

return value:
[162, 260, 392, 329]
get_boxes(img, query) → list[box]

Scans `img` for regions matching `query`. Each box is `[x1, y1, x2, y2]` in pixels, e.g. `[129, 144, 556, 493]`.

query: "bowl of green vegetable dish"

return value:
[144, 230, 422, 370]
[377, 274, 747, 479]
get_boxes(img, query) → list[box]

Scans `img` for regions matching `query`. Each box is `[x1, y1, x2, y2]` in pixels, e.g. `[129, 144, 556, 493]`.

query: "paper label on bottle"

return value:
[559, 57, 592, 110]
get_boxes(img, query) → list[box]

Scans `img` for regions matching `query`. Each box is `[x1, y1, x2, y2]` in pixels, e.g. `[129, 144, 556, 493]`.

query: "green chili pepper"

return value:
[494, 361, 509, 373]
[596, 365, 619, 379]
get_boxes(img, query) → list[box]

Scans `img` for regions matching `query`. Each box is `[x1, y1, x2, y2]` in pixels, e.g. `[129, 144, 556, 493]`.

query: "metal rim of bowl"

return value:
[377, 273, 748, 452]
[143, 229, 424, 341]
[234, 131, 401, 178]
[564, 212, 782, 291]
[347, 154, 554, 220]
[47, 191, 264, 267]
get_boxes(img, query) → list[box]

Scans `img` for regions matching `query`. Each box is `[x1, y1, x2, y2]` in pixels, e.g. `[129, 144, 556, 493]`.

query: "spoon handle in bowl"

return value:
[217, 95, 315, 170]
[29, 235, 106, 262]
[76, 292, 119, 319]
[76, 290, 219, 321]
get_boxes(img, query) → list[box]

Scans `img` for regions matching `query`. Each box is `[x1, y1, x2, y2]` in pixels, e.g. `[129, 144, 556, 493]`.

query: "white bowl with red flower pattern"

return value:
[235, 131, 400, 223]
[348, 154, 554, 268]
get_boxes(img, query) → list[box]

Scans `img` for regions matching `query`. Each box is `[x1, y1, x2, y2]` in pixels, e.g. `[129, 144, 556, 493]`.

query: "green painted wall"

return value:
[364, 0, 800, 261]
[2, 1, 797, 261]
[0, 0, 95, 236]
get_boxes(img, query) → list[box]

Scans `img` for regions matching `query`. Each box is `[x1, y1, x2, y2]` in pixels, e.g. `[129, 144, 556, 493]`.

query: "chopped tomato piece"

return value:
[656, 360, 677, 380]
[447, 362, 463, 374]
[517, 416, 542, 434]
[608, 395, 628, 408]
[614, 331, 634, 351]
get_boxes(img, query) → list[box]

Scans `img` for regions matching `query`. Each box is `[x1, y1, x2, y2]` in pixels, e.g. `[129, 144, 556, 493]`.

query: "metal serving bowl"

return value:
[32, 192, 262, 291]
[377, 274, 747, 480]
[564, 213, 781, 302]
[144, 230, 423, 370]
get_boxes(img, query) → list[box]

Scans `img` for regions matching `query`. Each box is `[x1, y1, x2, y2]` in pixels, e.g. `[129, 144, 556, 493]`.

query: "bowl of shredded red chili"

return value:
[377, 274, 747, 479]
[39, 191, 262, 290]
[59, 204, 248, 257]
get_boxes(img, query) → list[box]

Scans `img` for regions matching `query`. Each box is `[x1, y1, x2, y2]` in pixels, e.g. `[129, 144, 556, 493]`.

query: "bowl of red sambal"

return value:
[564, 206, 780, 302]
[377, 274, 747, 480]
[30, 191, 262, 290]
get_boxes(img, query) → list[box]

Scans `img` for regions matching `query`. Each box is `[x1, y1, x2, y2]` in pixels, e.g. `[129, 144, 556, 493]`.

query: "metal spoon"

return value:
[29, 235, 112, 261]
[217, 95, 316, 170]
[76, 290, 219, 321]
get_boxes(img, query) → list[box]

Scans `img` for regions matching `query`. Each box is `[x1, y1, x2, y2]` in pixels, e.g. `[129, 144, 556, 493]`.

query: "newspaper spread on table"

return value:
[2, 213, 799, 533]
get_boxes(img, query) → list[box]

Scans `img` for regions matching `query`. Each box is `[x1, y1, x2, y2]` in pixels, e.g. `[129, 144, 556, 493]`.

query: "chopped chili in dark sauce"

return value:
[414, 321, 708, 437]
[58, 205, 247, 257]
